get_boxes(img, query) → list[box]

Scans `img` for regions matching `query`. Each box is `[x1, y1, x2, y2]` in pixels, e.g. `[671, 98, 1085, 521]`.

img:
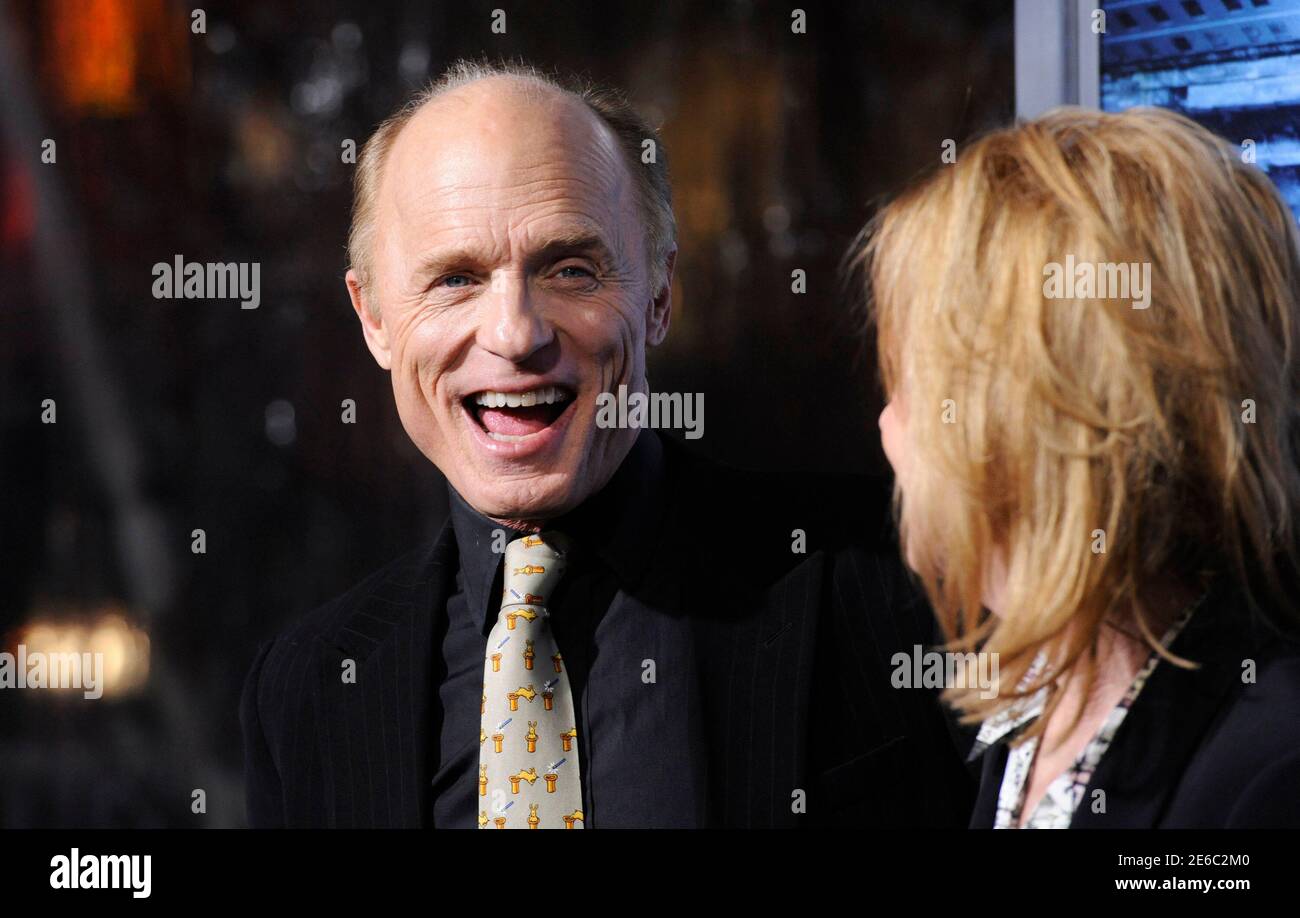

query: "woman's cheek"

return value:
[879, 401, 907, 480]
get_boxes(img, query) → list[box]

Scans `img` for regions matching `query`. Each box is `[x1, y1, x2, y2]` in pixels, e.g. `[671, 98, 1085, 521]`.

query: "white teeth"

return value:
[472, 387, 570, 407]
[487, 431, 528, 442]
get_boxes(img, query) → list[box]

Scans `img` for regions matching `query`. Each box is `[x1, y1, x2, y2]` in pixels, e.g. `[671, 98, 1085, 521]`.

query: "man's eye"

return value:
[556, 266, 593, 279]
[440, 274, 472, 288]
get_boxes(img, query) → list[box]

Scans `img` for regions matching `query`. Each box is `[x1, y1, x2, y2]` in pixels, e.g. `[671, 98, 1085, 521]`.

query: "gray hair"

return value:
[347, 59, 676, 313]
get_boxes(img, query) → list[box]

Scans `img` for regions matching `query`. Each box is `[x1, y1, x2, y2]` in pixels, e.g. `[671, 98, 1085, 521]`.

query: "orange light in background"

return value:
[45, 0, 190, 116]
[15, 606, 151, 699]
[48, 0, 138, 114]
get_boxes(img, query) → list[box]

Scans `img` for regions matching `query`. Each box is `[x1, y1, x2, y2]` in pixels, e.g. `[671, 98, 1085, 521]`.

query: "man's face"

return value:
[348, 79, 672, 526]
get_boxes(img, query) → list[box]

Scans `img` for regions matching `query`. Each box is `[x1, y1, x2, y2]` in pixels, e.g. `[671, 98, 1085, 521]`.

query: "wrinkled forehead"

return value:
[377, 81, 638, 256]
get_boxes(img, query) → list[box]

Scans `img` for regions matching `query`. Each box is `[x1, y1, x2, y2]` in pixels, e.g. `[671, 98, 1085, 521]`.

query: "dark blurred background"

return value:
[0, 0, 1012, 826]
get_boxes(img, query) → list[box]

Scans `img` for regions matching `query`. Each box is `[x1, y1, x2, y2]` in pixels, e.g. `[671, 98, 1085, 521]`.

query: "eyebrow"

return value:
[525, 230, 615, 271]
[412, 227, 617, 286]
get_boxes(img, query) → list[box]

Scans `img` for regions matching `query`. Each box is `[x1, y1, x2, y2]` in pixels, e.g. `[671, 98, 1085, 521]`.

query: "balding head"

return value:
[347, 60, 675, 314]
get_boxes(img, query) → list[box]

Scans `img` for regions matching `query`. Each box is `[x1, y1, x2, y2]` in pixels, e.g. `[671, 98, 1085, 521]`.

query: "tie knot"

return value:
[502, 532, 569, 606]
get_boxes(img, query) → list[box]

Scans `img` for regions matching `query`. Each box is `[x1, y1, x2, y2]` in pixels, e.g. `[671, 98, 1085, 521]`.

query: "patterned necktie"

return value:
[477, 533, 584, 829]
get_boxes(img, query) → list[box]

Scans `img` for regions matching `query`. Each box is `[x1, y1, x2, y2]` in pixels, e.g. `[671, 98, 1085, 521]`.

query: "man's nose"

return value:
[478, 272, 553, 363]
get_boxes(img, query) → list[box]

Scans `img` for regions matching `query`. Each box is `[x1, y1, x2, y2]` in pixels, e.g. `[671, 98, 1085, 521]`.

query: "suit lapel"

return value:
[314, 522, 456, 827]
[969, 743, 1008, 827]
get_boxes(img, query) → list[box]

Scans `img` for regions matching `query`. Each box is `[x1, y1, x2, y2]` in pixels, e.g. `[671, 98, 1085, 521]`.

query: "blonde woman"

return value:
[855, 107, 1300, 828]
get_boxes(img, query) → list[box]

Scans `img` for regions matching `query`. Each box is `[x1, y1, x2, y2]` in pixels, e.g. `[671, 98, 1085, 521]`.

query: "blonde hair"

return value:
[346, 59, 676, 314]
[856, 106, 1300, 727]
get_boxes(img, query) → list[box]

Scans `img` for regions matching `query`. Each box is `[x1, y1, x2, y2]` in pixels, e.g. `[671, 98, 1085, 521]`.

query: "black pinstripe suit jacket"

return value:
[240, 435, 974, 827]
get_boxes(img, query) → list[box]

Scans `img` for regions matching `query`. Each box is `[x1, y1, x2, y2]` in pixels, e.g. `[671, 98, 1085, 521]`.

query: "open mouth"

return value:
[463, 385, 575, 442]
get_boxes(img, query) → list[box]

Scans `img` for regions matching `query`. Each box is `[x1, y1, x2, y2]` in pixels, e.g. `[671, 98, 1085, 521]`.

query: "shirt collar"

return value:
[447, 487, 518, 635]
[975, 670, 1048, 750]
[970, 595, 1204, 755]
[447, 428, 669, 632]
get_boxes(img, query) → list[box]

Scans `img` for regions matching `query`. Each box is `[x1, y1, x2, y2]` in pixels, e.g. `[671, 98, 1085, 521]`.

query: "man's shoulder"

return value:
[660, 434, 897, 558]
[1203, 635, 1300, 746]
[256, 534, 447, 661]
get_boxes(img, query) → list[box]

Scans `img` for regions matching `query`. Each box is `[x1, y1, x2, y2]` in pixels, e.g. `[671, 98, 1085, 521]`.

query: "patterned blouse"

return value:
[974, 596, 1204, 829]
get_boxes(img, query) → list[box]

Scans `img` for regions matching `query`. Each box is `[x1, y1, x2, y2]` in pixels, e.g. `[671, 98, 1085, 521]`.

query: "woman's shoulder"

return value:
[1219, 636, 1300, 728]
[1170, 631, 1300, 827]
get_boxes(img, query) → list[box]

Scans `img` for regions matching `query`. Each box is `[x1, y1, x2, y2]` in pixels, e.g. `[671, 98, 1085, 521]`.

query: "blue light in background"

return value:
[1101, 0, 1300, 220]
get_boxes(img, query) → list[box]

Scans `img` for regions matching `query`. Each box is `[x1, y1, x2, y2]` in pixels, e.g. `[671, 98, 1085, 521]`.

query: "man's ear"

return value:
[346, 269, 392, 370]
[646, 247, 676, 347]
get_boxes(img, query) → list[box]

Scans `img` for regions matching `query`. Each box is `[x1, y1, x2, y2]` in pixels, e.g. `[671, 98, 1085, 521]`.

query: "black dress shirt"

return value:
[430, 429, 709, 827]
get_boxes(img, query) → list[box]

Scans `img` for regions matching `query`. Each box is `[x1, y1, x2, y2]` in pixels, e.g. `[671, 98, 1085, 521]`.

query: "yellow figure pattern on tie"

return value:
[478, 533, 583, 828]
[509, 768, 539, 792]
[506, 607, 537, 630]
